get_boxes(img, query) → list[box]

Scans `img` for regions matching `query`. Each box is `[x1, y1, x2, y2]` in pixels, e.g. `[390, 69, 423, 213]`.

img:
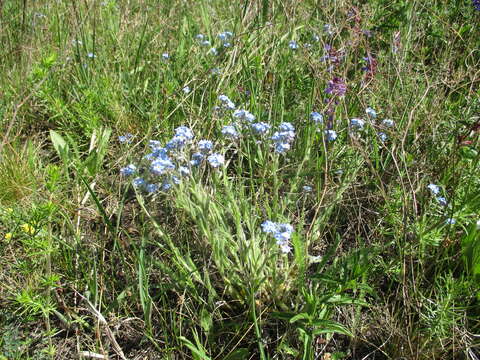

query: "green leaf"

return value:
[200, 308, 212, 334]
[270, 311, 297, 321]
[49, 130, 69, 160]
[311, 320, 352, 337]
[289, 312, 311, 324]
[179, 335, 212, 360]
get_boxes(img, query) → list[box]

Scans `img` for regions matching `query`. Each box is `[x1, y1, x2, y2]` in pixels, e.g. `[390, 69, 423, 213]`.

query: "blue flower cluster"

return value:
[261, 220, 294, 254]
[310, 111, 337, 142]
[347, 107, 395, 142]
[119, 126, 225, 194]
[427, 183, 455, 226]
[217, 31, 233, 48]
[473, 0, 480, 11]
[289, 40, 299, 50]
[195, 31, 233, 56]
[427, 183, 448, 207]
[118, 133, 133, 143]
[271, 122, 295, 153]
[216, 94, 295, 153]
[310, 112, 323, 125]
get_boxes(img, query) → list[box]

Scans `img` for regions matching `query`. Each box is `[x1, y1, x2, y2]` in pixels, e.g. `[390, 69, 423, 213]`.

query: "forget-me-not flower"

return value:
[350, 118, 365, 130]
[251, 122, 271, 135]
[198, 140, 214, 153]
[382, 119, 395, 127]
[190, 152, 205, 166]
[118, 133, 133, 143]
[310, 112, 323, 125]
[325, 130, 337, 142]
[366, 107, 377, 118]
[233, 109, 255, 123]
[207, 153, 225, 168]
[378, 132, 387, 142]
[427, 184, 440, 195]
[145, 183, 159, 193]
[120, 164, 136, 176]
[289, 40, 299, 50]
[221, 125, 239, 139]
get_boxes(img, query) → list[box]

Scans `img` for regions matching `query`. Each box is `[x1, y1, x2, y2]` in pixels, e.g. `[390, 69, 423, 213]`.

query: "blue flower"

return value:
[261, 220, 294, 254]
[427, 184, 440, 195]
[289, 40, 299, 50]
[381, 119, 395, 128]
[323, 24, 334, 36]
[350, 118, 365, 130]
[175, 126, 194, 140]
[271, 131, 293, 143]
[251, 122, 271, 135]
[310, 112, 323, 125]
[261, 220, 278, 234]
[179, 166, 190, 176]
[324, 130, 337, 142]
[145, 147, 169, 161]
[198, 139, 214, 153]
[150, 158, 175, 175]
[132, 177, 146, 187]
[436, 196, 447, 207]
[279, 122, 295, 132]
[445, 218, 456, 225]
[365, 107, 377, 118]
[166, 135, 187, 150]
[473, 0, 480, 11]
[278, 242, 292, 254]
[148, 140, 162, 149]
[207, 153, 225, 168]
[274, 142, 291, 154]
[120, 164, 136, 176]
[87, 52, 96, 58]
[208, 47, 218, 56]
[271, 123, 295, 153]
[145, 183, 159, 193]
[195, 34, 205, 41]
[183, 86, 191, 94]
[118, 133, 133, 143]
[221, 125, 239, 139]
[218, 95, 236, 110]
[233, 109, 255, 123]
[218, 31, 233, 42]
[303, 185, 313, 192]
[162, 53, 169, 60]
[161, 181, 172, 191]
[378, 132, 388, 142]
[190, 152, 205, 166]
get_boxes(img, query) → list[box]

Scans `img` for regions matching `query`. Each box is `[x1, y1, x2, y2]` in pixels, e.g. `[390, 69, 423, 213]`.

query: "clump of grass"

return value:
[0, 140, 45, 205]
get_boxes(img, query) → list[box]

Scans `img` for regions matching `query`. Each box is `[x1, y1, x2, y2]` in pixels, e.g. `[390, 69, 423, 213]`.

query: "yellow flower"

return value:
[4, 232, 12, 240]
[21, 223, 35, 235]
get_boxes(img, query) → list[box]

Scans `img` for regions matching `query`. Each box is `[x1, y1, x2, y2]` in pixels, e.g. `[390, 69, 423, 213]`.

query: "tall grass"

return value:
[0, 0, 479, 359]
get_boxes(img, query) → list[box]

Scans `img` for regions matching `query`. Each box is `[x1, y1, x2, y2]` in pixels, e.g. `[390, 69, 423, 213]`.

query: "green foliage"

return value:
[0, 0, 479, 358]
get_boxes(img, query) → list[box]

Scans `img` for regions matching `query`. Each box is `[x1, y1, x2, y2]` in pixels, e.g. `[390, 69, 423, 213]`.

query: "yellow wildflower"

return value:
[4, 232, 12, 240]
[21, 223, 35, 235]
